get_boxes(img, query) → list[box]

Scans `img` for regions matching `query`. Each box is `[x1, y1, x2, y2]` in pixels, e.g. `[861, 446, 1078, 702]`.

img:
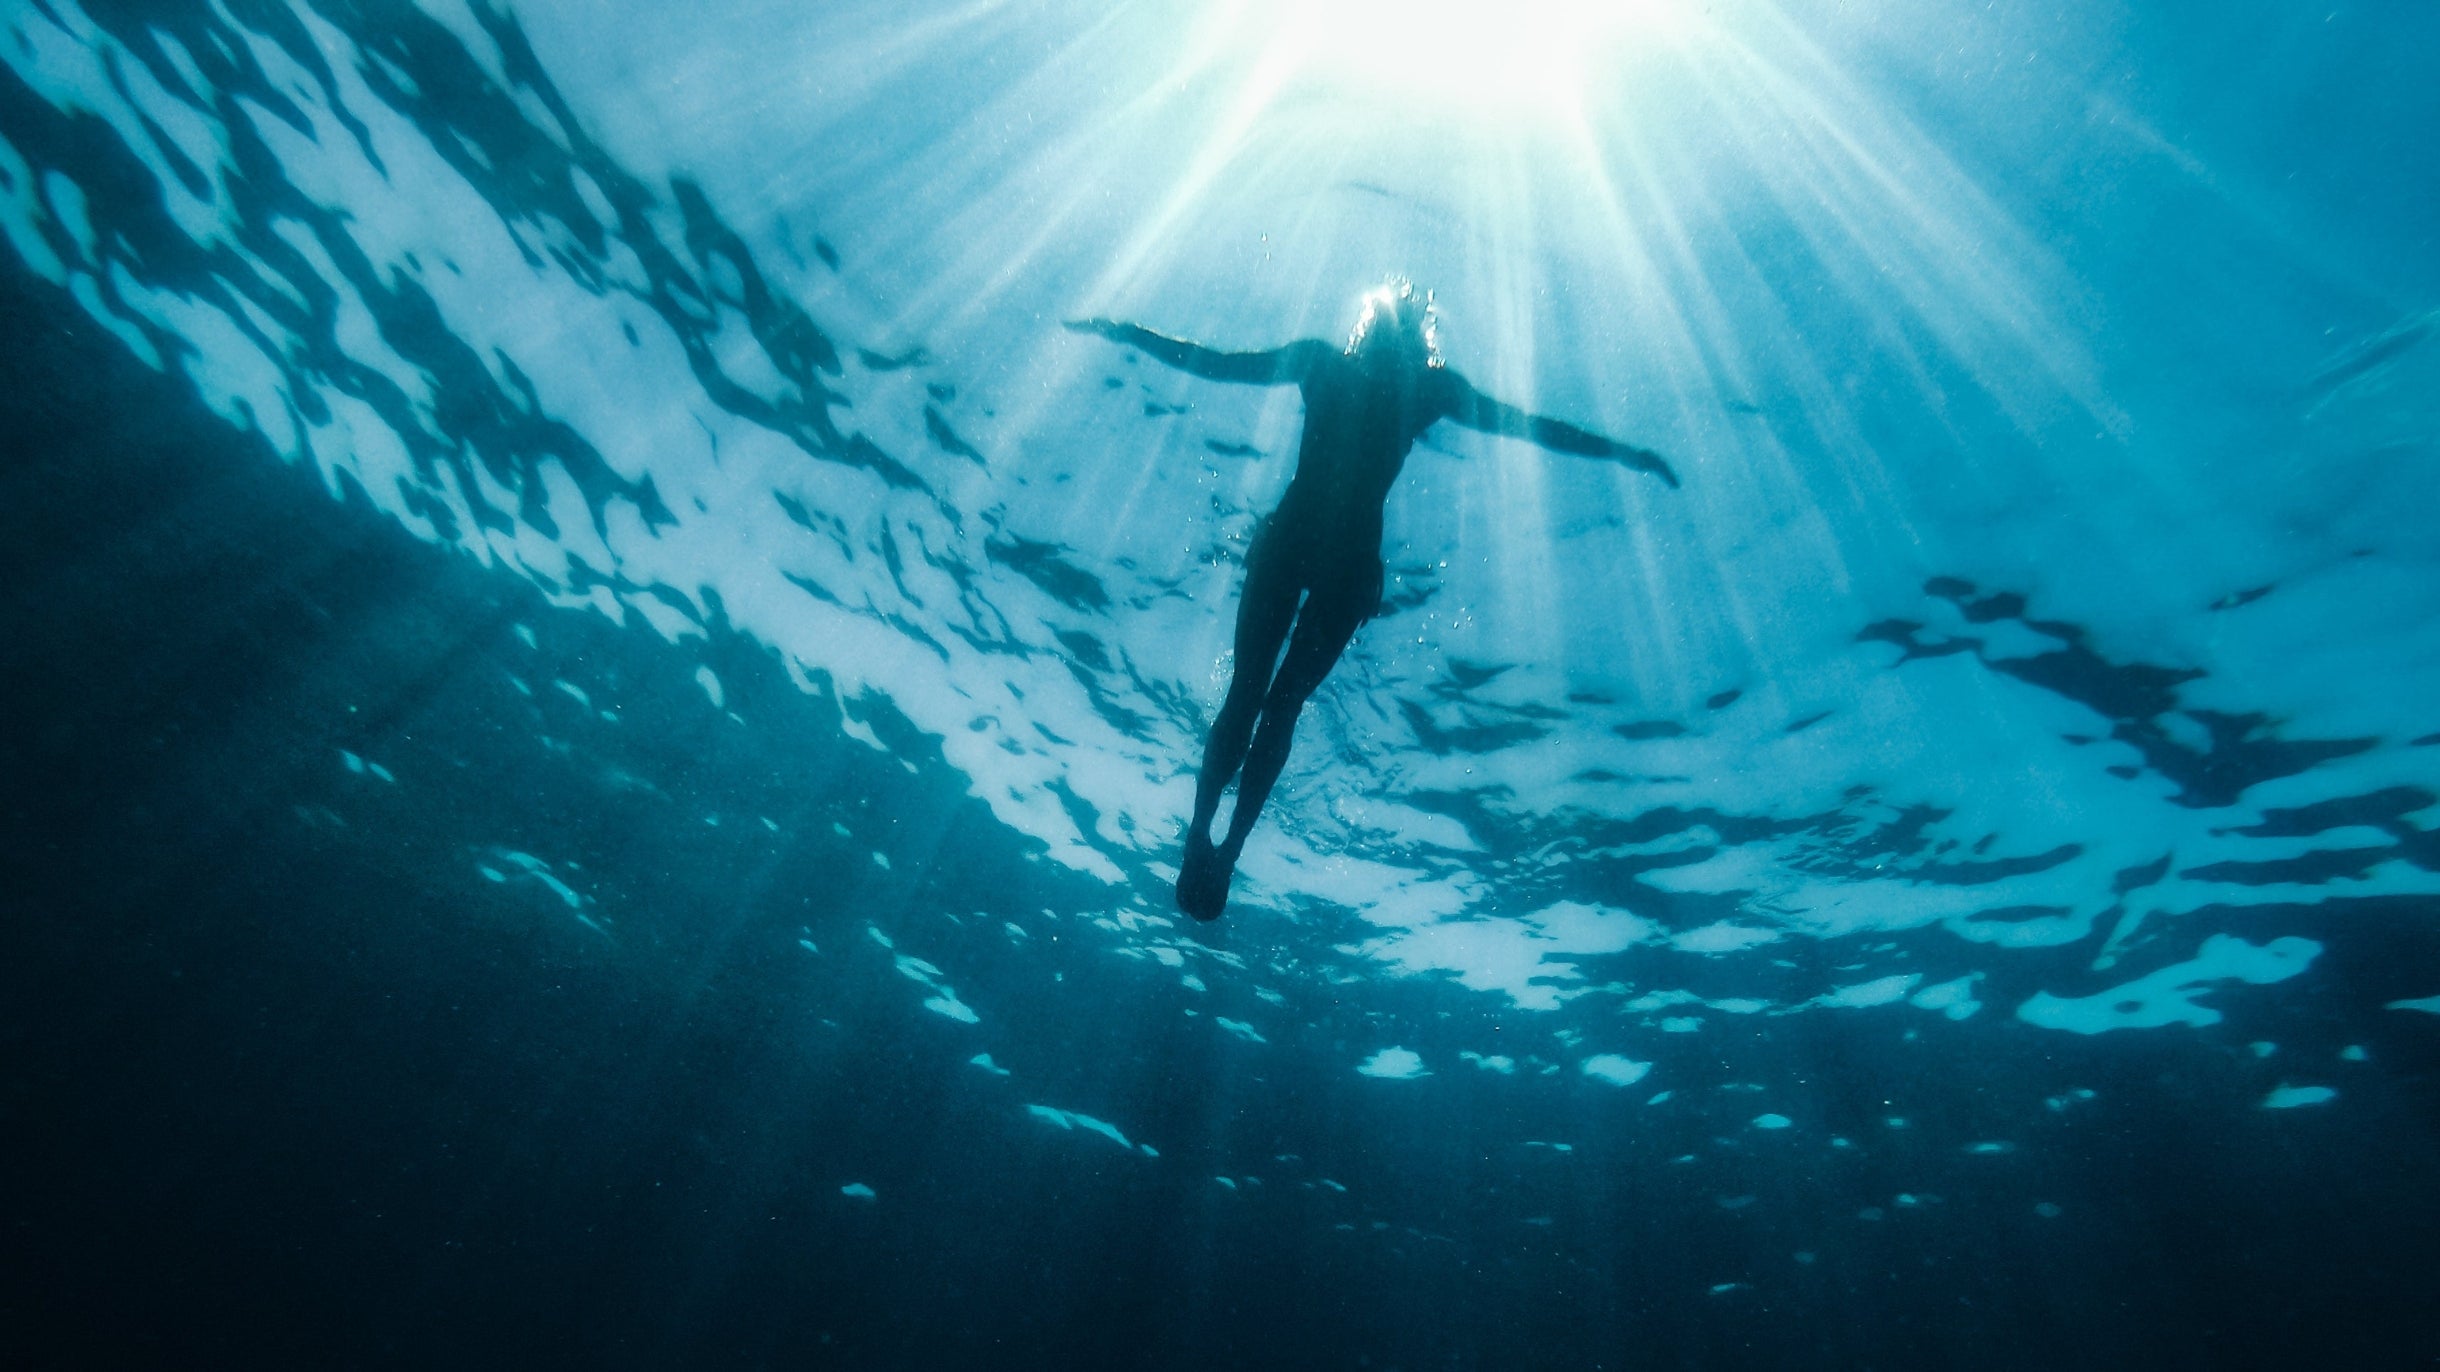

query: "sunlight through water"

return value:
[3, 0, 2437, 1362]
[1196, 0, 1699, 122]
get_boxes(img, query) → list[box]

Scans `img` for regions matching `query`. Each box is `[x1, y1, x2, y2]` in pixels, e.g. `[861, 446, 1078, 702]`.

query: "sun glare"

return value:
[1252, 0, 1692, 120]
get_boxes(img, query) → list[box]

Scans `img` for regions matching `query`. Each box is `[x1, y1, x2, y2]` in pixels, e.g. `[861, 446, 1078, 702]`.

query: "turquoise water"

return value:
[3, 1, 2436, 1365]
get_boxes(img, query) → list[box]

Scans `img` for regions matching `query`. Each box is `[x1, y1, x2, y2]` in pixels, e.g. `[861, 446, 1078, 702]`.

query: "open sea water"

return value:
[3, 1, 2437, 1366]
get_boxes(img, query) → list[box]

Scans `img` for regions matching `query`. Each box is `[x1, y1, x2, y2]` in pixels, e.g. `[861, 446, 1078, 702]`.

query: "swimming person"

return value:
[1069, 280, 1679, 921]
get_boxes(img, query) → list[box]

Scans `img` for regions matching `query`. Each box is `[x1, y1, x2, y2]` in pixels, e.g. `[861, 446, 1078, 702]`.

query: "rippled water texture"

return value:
[5, 0, 2437, 1365]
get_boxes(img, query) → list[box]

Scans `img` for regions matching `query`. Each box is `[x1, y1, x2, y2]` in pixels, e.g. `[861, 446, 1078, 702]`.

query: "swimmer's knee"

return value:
[1261, 681, 1316, 718]
[1217, 675, 1273, 720]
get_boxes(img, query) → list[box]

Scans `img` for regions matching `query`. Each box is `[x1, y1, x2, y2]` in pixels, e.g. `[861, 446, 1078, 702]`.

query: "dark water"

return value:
[5, 1, 2438, 1366]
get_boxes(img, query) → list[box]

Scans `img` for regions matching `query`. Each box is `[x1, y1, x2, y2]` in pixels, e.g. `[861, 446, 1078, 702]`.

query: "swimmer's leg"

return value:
[1180, 536, 1298, 918]
[1200, 570, 1369, 902]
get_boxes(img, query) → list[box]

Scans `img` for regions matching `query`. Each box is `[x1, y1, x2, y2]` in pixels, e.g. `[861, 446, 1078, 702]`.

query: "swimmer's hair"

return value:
[1347, 276, 1443, 367]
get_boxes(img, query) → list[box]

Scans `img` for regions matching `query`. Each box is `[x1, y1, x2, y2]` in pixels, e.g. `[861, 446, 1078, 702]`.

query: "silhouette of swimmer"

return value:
[1069, 281, 1678, 921]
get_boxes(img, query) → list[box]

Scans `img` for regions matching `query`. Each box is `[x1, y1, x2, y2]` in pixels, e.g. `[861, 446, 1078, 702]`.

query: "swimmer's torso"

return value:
[1271, 352, 1454, 559]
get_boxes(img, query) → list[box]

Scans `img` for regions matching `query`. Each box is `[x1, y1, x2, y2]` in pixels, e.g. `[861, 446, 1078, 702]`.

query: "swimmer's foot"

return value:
[1176, 832, 1235, 922]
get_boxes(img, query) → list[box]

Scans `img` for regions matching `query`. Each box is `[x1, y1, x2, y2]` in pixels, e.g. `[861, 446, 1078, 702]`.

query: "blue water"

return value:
[3, 1, 2437, 1365]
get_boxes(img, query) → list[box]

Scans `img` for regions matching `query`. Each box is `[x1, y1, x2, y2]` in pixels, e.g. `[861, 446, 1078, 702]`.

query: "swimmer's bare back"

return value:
[1068, 283, 1677, 919]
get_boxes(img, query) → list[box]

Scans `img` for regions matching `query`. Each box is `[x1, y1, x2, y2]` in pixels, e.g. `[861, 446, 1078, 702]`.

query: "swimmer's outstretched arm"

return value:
[1066, 318, 1326, 386]
[1441, 374, 1680, 489]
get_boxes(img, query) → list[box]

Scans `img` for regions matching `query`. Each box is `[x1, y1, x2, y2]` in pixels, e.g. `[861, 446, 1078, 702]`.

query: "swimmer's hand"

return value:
[1606, 443, 1680, 490]
[1066, 317, 1164, 353]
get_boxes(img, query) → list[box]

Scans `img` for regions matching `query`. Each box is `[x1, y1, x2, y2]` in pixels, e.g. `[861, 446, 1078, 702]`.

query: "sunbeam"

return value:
[1193, 0, 1701, 123]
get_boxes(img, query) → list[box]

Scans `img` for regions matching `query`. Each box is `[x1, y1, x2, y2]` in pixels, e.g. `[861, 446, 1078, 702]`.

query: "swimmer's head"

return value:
[1347, 277, 1441, 371]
